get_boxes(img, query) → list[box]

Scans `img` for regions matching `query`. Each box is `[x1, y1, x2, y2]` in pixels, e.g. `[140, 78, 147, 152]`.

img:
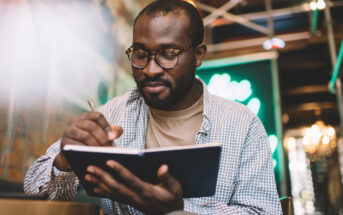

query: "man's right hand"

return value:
[54, 112, 123, 171]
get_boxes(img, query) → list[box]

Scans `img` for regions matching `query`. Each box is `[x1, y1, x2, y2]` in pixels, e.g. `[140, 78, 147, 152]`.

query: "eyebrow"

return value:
[132, 42, 183, 50]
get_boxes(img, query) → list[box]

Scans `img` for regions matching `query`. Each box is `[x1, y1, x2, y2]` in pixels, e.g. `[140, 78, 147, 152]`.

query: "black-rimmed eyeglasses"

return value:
[125, 45, 192, 69]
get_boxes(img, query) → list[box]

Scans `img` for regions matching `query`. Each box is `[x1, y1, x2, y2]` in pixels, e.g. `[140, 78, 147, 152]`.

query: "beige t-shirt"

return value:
[145, 96, 203, 149]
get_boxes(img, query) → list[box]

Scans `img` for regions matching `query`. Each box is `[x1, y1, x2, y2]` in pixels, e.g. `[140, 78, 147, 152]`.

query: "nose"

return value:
[143, 56, 164, 78]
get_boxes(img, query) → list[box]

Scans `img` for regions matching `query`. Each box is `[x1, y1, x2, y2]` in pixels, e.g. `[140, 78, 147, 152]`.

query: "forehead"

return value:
[133, 12, 191, 49]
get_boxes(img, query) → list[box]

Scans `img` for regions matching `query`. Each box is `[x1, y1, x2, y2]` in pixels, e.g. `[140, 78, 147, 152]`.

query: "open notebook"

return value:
[63, 142, 222, 198]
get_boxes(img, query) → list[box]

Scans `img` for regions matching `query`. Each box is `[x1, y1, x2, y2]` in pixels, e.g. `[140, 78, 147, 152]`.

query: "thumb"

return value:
[107, 126, 123, 141]
[157, 165, 181, 192]
[111, 126, 123, 138]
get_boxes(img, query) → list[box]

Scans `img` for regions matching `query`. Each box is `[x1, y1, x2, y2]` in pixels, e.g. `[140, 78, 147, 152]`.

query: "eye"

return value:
[133, 50, 147, 59]
[160, 49, 179, 60]
[162, 49, 178, 55]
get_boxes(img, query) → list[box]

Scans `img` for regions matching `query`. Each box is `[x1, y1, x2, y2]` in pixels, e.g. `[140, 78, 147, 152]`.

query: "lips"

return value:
[143, 82, 169, 94]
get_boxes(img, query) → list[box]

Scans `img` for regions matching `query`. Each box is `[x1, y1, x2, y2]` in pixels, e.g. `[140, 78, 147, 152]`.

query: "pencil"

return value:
[87, 100, 115, 143]
[88, 100, 97, 112]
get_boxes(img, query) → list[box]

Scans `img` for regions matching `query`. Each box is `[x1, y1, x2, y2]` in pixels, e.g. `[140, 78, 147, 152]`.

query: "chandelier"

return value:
[302, 121, 336, 160]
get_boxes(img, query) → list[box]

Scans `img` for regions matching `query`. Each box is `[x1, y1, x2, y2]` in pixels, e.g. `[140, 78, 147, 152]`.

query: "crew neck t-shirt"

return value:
[145, 95, 203, 149]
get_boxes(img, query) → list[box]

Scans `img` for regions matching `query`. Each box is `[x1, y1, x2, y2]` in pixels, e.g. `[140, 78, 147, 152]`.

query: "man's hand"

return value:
[85, 161, 184, 214]
[54, 112, 123, 171]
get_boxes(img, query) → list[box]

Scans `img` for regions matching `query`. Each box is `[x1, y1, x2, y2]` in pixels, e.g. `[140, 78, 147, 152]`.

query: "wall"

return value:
[0, 0, 142, 182]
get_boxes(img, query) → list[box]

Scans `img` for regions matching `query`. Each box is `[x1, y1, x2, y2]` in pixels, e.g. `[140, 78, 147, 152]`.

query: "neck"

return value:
[163, 80, 202, 111]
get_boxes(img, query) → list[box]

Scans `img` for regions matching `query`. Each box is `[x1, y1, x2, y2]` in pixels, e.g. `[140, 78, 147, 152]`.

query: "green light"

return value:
[197, 57, 286, 195]
[198, 52, 278, 70]
[208, 74, 231, 99]
[247, 97, 261, 115]
[236, 80, 252, 102]
[208, 73, 253, 102]
[311, 0, 319, 34]
[329, 40, 343, 93]
[268, 134, 278, 154]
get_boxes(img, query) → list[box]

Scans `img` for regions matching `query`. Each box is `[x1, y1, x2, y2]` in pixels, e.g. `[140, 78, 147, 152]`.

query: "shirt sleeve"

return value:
[23, 140, 80, 201]
[184, 116, 282, 214]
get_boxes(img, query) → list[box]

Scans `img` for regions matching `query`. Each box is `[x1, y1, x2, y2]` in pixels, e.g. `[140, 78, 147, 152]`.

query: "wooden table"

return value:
[0, 199, 100, 215]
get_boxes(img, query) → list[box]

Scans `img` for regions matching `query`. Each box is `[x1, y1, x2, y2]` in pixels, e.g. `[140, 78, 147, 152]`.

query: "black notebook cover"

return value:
[62, 142, 221, 198]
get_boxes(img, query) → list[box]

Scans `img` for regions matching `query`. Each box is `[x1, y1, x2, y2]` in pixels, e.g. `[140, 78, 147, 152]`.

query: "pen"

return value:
[87, 100, 115, 142]
[88, 100, 97, 112]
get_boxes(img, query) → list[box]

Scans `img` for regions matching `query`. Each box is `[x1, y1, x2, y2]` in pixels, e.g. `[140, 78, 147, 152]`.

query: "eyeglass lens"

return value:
[129, 50, 179, 69]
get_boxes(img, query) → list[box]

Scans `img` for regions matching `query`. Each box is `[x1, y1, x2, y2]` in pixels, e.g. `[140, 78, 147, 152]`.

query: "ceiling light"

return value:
[263, 38, 285, 50]
[317, 0, 326, 10]
[309, 1, 318, 11]
[309, 0, 326, 11]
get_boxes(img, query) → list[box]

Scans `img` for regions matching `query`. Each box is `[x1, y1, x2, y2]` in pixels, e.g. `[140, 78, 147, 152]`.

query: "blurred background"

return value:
[0, 0, 343, 214]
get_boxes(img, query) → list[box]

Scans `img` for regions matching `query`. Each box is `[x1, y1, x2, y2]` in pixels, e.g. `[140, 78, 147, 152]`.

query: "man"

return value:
[24, 0, 282, 214]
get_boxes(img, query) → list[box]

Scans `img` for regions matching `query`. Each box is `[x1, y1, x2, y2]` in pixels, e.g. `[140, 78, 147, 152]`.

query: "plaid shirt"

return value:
[24, 80, 282, 214]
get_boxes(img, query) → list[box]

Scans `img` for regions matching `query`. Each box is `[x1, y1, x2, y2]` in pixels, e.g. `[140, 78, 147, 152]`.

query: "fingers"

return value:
[73, 120, 108, 145]
[85, 165, 140, 204]
[85, 163, 184, 214]
[80, 112, 115, 141]
[84, 168, 115, 194]
[106, 160, 145, 193]
[80, 112, 111, 133]
[64, 124, 106, 146]
[157, 165, 182, 195]
[60, 137, 84, 149]
[62, 112, 123, 147]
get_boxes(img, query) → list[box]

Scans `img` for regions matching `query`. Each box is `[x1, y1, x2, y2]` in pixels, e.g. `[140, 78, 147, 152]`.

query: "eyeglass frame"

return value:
[125, 44, 193, 69]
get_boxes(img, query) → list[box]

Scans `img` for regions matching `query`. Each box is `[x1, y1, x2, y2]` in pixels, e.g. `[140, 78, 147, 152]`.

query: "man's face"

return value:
[132, 12, 197, 110]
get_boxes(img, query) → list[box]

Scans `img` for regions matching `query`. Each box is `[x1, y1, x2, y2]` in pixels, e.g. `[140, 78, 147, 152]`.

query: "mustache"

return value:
[138, 77, 172, 88]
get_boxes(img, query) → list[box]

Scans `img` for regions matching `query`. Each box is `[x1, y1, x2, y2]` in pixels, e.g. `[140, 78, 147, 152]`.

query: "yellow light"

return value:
[303, 128, 311, 146]
[305, 128, 311, 136]
[302, 121, 336, 156]
[286, 137, 297, 151]
[311, 124, 321, 145]
[303, 136, 310, 146]
[322, 136, 330, 145]
[328, 127, 335, 137]
[182, 0, 197, 7]
[311, 124, 319, 131]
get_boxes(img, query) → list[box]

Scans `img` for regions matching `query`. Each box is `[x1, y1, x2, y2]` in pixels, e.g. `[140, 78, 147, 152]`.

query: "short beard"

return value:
[135, 72, 195, 110]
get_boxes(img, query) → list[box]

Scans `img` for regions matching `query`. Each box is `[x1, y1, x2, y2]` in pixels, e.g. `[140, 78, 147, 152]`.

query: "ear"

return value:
[194, 43, 207, 68]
